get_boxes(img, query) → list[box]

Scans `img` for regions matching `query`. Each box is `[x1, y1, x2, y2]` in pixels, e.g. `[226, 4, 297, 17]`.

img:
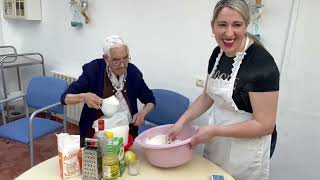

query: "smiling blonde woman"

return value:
[169, 1, 279, 179]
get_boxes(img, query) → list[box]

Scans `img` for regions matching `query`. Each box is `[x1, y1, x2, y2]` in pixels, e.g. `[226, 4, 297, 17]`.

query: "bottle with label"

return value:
[94, 119, 105, 145]
[102, 132, 120, 180]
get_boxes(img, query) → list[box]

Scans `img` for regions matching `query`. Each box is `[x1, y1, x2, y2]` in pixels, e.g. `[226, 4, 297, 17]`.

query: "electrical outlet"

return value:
[195, 76, 206, 88]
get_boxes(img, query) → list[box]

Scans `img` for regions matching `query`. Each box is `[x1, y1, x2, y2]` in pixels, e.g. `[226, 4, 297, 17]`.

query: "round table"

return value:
[16, 149, 234, 180]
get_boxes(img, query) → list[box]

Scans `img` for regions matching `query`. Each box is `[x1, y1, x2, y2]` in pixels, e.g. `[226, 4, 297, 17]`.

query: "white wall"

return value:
[0, 0, 292, 100]
[270, 0, 320, 179]
[0, 22, 3, 45]
[4, 0, 318, 179]
[0, 1, 4, 45]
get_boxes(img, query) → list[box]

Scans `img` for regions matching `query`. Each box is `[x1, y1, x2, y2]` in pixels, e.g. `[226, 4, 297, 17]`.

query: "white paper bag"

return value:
[92, 112, 130, 144]
[56, 133, 82, 179]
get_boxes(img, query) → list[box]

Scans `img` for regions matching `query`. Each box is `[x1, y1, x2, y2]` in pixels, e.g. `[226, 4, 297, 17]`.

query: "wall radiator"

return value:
[51, 70, 83, 124]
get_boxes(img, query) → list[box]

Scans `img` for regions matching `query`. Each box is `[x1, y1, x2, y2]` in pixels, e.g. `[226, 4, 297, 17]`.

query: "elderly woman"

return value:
[169, 0, 279, 179]
[61, 35, 155, 146]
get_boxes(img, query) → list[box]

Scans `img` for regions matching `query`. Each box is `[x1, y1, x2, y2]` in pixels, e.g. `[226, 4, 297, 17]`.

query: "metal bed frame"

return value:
[0, 45, 45, 121]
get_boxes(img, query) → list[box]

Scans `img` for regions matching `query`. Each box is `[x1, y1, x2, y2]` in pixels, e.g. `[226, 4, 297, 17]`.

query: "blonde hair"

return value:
[212, 0, 250, 25]
[102, 35, 128, 56]
[212, 0, 263, 46]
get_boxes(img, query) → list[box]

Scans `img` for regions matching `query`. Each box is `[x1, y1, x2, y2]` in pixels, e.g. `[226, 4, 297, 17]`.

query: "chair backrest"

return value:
[145, 89, 189, 125]
[27, 76, 68, 114]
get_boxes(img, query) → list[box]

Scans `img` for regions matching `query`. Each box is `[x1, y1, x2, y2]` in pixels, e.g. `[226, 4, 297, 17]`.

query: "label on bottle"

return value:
[103, 162, 120, 178]
[98, 119, 105, 131]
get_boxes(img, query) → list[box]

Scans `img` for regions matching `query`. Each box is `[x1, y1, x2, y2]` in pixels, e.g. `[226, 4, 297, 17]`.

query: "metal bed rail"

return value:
[1, 52, 45, 99]
[0, 52, 45, 120]
[0, 45, 17, 55]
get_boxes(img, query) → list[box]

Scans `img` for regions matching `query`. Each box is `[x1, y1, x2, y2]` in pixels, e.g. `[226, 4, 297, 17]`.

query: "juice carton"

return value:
[113, 137, 126, 176]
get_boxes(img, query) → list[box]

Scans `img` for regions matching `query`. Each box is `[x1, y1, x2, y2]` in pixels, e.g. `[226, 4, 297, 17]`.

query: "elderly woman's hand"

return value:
[190, 126, 215, 148]
[132, 109, 147, 127]
[82, 92, 102, 110]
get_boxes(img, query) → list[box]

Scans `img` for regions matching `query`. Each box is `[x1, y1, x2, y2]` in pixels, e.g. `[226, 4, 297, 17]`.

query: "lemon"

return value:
[125, 151, 138, 164]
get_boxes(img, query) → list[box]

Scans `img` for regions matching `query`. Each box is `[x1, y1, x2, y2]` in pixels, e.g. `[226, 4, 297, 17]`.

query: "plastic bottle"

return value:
[94, 119, 105, 144]
[102, 132, 120, 180]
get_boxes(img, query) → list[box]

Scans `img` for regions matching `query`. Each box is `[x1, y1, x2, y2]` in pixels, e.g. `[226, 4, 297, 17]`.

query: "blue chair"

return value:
[138, 89, 189, 134]
[0, 76, 68, 167]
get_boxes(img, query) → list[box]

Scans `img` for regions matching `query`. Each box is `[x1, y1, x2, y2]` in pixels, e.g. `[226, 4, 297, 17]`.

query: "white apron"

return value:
[204, 37, 271, 180]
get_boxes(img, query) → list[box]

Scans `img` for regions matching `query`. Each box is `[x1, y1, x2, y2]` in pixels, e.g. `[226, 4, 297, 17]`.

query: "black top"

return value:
[207, 43, 280, 158]
[207, 42, 280, 113]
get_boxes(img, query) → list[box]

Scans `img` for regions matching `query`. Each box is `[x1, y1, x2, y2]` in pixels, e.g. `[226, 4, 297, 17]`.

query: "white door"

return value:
[271, 0, 320, 179]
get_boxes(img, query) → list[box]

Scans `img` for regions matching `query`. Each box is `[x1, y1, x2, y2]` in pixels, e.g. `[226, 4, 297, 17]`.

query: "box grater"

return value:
[83, 138, 102, 180]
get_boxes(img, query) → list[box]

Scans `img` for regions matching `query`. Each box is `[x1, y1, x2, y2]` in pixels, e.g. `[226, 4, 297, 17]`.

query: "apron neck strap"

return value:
[237, 36, 250, 55]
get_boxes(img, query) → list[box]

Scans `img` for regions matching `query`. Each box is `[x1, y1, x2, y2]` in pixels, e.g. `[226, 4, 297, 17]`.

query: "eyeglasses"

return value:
[109, 57, 131, 66]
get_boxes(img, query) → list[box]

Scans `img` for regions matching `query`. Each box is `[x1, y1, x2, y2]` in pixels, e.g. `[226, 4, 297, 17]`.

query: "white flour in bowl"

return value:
[146, 135, 182, 145]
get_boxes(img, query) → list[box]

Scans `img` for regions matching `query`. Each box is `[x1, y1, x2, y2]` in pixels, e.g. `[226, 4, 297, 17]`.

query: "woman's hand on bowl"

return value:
[168, 122, 184, 141]
[190, 126, 215, 148]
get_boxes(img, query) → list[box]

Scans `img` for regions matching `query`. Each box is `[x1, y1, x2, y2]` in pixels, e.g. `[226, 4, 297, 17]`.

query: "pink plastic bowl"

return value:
[135, 124, 198, 168]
